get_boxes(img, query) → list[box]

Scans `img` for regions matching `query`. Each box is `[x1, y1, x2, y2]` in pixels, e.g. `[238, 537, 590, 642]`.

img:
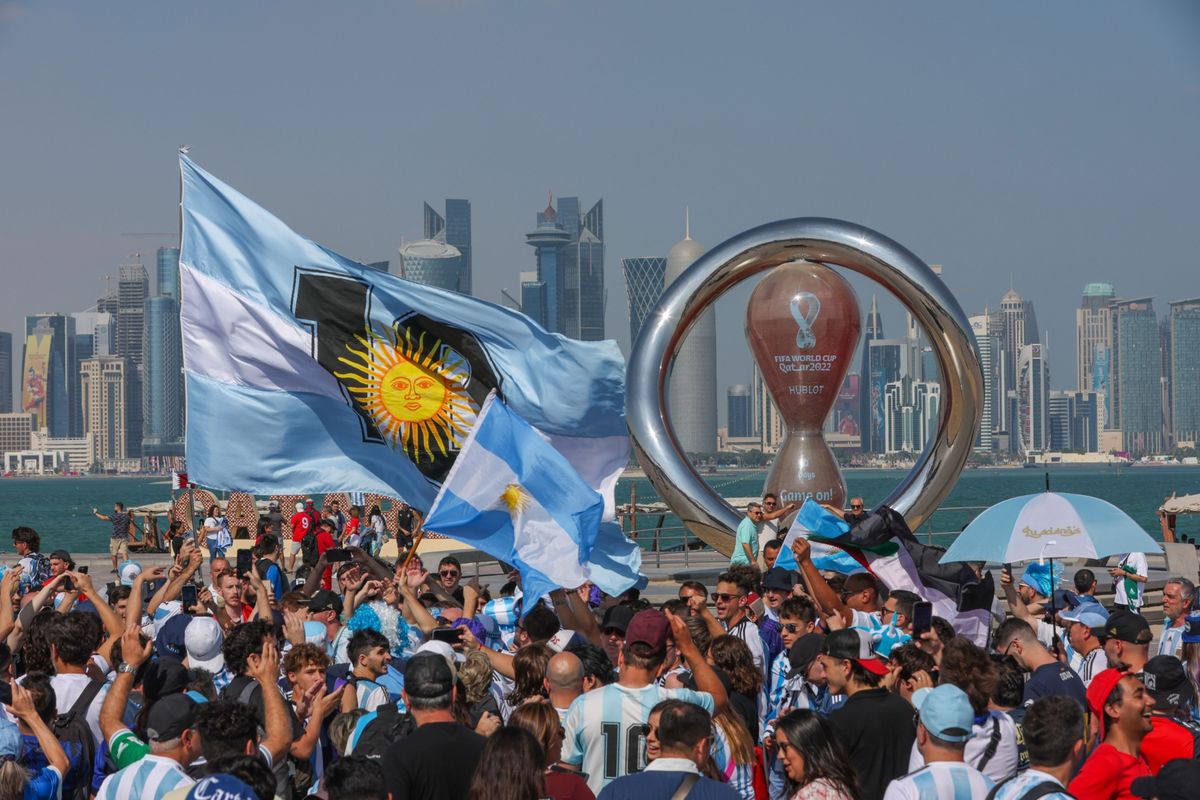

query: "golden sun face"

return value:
[335, 325, 478, 462]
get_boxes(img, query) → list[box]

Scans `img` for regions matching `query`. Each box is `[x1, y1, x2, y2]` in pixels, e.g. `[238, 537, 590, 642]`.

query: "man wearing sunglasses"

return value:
[731, 503, 763, 567]
[757, 494, 799, 540]
[844, 497, 869, 527]
[436, 556, 465, 603]
[703, 570, 767, 678]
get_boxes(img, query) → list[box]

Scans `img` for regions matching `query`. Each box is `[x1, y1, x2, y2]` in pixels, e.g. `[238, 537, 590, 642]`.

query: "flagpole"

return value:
[400, 527, 425, 573]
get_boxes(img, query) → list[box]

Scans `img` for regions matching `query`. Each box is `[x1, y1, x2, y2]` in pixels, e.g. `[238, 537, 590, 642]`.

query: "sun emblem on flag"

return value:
[335, 324, 479, 462]
[500, 483, 530, 517]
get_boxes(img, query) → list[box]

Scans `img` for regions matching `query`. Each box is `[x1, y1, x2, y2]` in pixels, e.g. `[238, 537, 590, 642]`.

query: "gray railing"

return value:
[622, 504, 993, 569]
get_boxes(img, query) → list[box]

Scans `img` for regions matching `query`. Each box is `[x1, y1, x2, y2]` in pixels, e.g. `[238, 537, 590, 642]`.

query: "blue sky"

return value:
[2, 1, 1198, 416]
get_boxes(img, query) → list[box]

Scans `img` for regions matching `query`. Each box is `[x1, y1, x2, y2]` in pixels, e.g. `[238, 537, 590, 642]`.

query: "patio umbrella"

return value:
[939, 491, 1162, 565]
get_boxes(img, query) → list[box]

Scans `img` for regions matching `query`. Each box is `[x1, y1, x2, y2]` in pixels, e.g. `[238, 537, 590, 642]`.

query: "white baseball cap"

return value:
[185, 617, 225, 673]
[118, 560, 143, 587]
[416, 638, 464, 666]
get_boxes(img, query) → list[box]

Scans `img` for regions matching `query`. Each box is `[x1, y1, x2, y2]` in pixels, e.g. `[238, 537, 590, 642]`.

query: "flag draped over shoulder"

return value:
[421, 393, 642, 602]
[785, 501, 995, 645]
[177, 155, 628, 515]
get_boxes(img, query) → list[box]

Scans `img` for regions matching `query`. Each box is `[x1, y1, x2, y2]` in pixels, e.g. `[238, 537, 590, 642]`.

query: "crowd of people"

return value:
[1, 494, 1199, 800]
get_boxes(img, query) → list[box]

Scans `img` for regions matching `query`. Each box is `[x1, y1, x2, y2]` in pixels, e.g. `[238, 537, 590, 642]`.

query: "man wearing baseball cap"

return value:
[1138, 655, 1199, 771]
[883, 684, 994, 798]
[1068, 668, 1153, 799]
[1097, 609, 1153, 677]
[821, 628, 915, 800]
[96, 693, 201, 799]
[381, 652, 485, 800]
[1130, 759, 1200, 800]
[1060, 604, 1109, 686]
[561, 609, 729, 794]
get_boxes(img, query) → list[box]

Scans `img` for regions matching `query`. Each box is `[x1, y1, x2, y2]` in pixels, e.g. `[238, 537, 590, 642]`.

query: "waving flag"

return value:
[178, 155, 628, 511]
[783, 502, 994, 646]
[421, 393, 642, 603]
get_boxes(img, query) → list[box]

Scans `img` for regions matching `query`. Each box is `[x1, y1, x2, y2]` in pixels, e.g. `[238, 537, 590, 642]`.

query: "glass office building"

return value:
[22, 314, 75, 437]
[1112, 298, 1163, 454]
[142, 295, 184, 456]
[1169, 299, 1200, 446]
[621, 257, 667, 347]
[400, 240, 468, 293]
[0, 331, 11, 413]
[423, 200, 472, 295]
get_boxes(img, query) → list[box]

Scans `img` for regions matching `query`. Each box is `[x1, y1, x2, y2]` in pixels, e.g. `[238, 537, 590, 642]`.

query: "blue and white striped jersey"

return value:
[562, 683, 715, 795]
[95, 754, 194, 800]
[882, 761, 993, 800]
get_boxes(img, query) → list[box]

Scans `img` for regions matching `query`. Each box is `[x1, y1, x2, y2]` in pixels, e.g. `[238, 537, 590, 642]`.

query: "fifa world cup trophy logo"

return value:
[746, 262, 860, 516]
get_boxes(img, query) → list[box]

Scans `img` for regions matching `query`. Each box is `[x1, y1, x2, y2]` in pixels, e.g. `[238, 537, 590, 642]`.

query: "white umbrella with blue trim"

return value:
[939, 492, 1162, 564]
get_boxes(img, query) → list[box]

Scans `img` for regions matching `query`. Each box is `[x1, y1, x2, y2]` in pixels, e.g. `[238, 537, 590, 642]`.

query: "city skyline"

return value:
[2, 3, 1196, 422]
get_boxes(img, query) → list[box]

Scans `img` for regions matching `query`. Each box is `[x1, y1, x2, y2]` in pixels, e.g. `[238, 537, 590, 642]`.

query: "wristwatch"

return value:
[117, 662, 136, 675]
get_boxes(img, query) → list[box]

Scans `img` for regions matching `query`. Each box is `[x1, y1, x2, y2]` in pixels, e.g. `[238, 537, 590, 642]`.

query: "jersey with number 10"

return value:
[561, 682, 715, 794]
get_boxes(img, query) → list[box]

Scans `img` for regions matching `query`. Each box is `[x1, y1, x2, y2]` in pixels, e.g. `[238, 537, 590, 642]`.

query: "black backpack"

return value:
[350, 703, 415, 760]
[255, 557, 290, 594]
[300, 532, 320, 567]
[228, 677, 298, 799]
[52, 679, 104, 800]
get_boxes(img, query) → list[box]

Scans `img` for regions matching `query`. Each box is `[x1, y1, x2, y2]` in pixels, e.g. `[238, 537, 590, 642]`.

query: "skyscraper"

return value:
[1076, 282, 1114, 428]
[524, 195, 604, 340]
[157, 246, 181, 300]
[727, 385, 752, 438]
[621, 257, 667, 347]
[0, 331, 11, 413]
[143, 295, 184, 457]
[1169, 298, 1200, 447]
[399, 240, 468, 293]
[22, 314, 75, 438]
[524, 195, 572, 331]
[1049, 390, 1100, 452]
[993, 289, 1040, 396]
[866, 339, 903, 454]
[859, 296, 884, 452]
[969, 314, 998, 453]
[664, 219, 716, 456]
[117, 260, 149, 367]
[1111, 297, 1162, 454]
[80, 356, 132, 463]
[883, 377, 940, 455]
[559, 198, 605, 341]
[423, 200, 472, 294]
[1017, 344, 1049, 454]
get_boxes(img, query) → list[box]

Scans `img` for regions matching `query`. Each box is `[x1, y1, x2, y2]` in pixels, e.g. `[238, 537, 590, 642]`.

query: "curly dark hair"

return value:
[11, 526, 40, 552]
[195, 699, 259, 761]
[506, 643, 552, 706]
[323, 754, 384, 800]
[19, 609, 58, 674]
[207, 754, 275, 800]
[775, 710, 861, 799]
[465, 726, 546, 800]
[221, 619, 274, 676]
[709, 635, 762, 696]
[564, 642, 614, 686]
[46, 612, 102, 667]
[940, 636, 998, 714]
[887, 643, 936, 682]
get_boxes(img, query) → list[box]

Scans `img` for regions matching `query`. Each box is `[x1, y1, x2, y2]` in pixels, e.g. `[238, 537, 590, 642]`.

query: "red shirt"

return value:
[1068, 742, 1153, 800]
[1140, 716, 1195, 773]
[316, 529, 335, 589]
[290, 512, 310, 541]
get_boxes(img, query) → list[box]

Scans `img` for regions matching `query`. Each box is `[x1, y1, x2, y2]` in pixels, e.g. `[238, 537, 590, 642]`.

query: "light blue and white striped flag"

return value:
[178, 154, 628, 512]
[422, 393, 642, 603]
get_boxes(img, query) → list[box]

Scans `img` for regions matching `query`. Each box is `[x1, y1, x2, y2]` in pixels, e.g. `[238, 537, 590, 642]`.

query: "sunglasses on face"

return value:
[603, 627, 625, 638]
[439, 570, 459, 578]
[713, 593, 743, 603]
[851, 504, 863, 510]
[782, 623, 803, 633]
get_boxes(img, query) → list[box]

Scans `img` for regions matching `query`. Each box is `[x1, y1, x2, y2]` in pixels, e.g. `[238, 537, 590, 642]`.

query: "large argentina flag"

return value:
[179, 155, 628, 512]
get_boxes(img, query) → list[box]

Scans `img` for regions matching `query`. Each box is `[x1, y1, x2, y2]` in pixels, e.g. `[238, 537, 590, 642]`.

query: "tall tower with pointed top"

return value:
[664, 214, 716, 457]
[859, 296, 884, 452]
